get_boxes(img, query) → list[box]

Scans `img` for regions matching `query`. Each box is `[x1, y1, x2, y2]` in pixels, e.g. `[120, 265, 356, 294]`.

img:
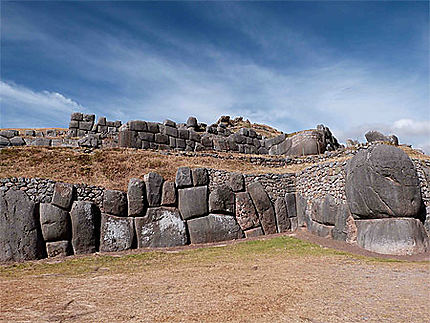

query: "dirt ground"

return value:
[1, 233, 429, 323]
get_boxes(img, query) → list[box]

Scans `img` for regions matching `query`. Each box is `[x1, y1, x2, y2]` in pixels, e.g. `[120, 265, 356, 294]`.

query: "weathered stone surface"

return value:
[229, 172, 244, 192]
[331, 202, 352, 241]
[100, 213, 134, 252]
[144, 172, 164, 207]
[209, 185, 235, 214]
[235, 192, 260, 231]
[0, 130, 19, 138]
[138, 131, 155, 142]
[164, 119, 176, 128]
[178, 186, 208, 219]
[186, 116, 198, 128]
[365, 130, 398, 145]
[39, 203, 70, 241]
[29, 137, 51, 146]
[244, 227, 264, 238]
[0, 188, 45, 261]
[310, 196, 336, 225]
[119, 130, 138, 148]
[161, 181, 176, 206]
[355, 218, 429, 255]
[247, 182, 277, 234]
[192, 168, 209, 186]
[307, 219, 333, 238]
[46, 241, 72, 258]
[52, 182, 75, 210]
[270, 131, 326, 156]
[129, 120, 147, 131]
[135, 207, 187, 248]
[83, 114, 95, 123]
[70, 201, 98, 254]
[0, 136, 10, 147]
[155, 133, 168, 144]
[274, 197, 290, 232]
[128, 178, 146, 216]
[285, 193, 297, 218]
[103, 189, 127, 216]
[175, 167, 193, 188]
[164, 126, 178, 137]
[296, 193, 309, 227]
[10, 136, 25, 146]
[290, 217, 298, 231]
[346, 145, 422, 219]
[187, 214, 243, 244]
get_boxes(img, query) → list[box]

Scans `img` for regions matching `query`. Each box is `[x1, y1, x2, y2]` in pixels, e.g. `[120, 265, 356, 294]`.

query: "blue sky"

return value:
[1, 1, 429, 151]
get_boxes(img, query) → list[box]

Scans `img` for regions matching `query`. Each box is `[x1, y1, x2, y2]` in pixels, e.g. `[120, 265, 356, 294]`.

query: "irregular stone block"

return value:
[169, 137, 176, 148]
[310, 196, 336, 226]
[178, 186, 208, 219]
[164, 125, 178, 137]
[274, 197, 290, 232]
[155, 133, 168, 144]
[229, 172, 244, 192]
[28, 138, 51, 146]
[71, 112, 83, 121]
[247, 182, 277, 234]
[70, 201, 99, 254]
[10, 136, 25, 146]
[285, 193, 297, 218]
[97, 117, 106, 126]
[307, 219, 333, 238]
[235, 192, 260, 231]
[138, 132, 155, 142]
[0, 188, 45, 261]
[201, 135, 213, 147]
[144, 172, 164, 207]
[178, 129, 189, 139]
[332, 204, 353, 242]
[147, 122, 159, 133]
[135, 207, 187, 248]
[296, 193, 309, 227]
[355, 218, 429, 255]
[187, 214, 243, 244]
[244, 227, 264, 238]
[69, 120, 79, 128]
[128, 178, 146, 217]
[346, 145, 422, 219]
[213, 137, 228, 151]
[52, 182, 75, 210]
[100, 213, 134, 252]
[209, 185, 235, 214]
[25, 130, 36, 136]
[164, 119, 176, 128]
[290, 217, 298, 231]
[103, 189, 127, 216]
[119, 130, 137, 148]
[0, 136, 10, 147]
[175, 167, 193, 188]
[129, 120, 147, 131]
[46, 240, 72, 258]
[161, 181, 176, 206]
[79, 121, 93, 131]
[186, 116, 198, 128]
[176, 138, 186, 149]
[189, 130, 200, 142]
[192, 168, 209, 186]
[40, 203, 70, 241]
[83, 114, 95, 123]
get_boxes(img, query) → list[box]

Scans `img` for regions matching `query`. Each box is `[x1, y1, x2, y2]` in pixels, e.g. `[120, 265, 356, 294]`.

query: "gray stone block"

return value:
[25, 130, 36, 136]
[155, 133, 168, 144]
[138, 132, 155, 142]
[355, 218, 429, 255]
[176, 138, 186, 149]
[201, 135, 213, 147]
[307, 219, 333, 238]
[247, 182, 277, 234]
[69, 120, 79, 128]
[178, 186, 208, 219]
[10, 136, 25, 146]
[209, 185, 235, 214]
[135, 207, 187, 248]
[46, 241, 72, 258]
[274, 197, 290, 232]
[79, 121, 93, 131]
[164, 119, 176, 128]
[129, 120, 147, 131]
[100, 213, 134, 252]
[175, 167, 193, 188]
[83, 114, 95, 123]
[128, 178, 146, 217]
[97, 117, 106, 126]
[147, 122, 159, 133]
[169, 137, 176, 148]
[70, 201, 99, 254]
[144, 172, 164, 207]
[189, 130, 200, 142]
[187, 214, 243, 244]
[52, 182, 75, 210]
[285, 193, 297, 218]
[0, 188, 45, 261]
[161, 181, 176, 206]
[40, 203, 70, 241]
[71, 112, 83, 121]
[244, 227, 264, 238]
[164, 126, 178, 137]
[229, 172, 244, 192]
[119, 130, 137, 148]
[187, 117, 198, 128]
[192, 168, 209, 186]
[0, 136, 10, 147]
[103, 190, 127, 216]
[178, 129, 189, 139]
[235, 192, 260, 231]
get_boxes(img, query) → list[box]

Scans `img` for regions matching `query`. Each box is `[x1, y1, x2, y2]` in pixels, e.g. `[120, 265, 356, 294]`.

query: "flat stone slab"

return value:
[355, 218, 429, 255]
[135, 207, 187, 248]
[178, 186, 208, 220]
[187, 213, 243, 244]
[100, 213, 134, 252]
[0, 188, 45, 261]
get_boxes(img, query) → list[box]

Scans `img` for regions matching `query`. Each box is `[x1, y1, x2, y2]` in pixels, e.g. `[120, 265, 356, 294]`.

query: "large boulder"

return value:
[51, 182, 75, 210]
[346, 145, 422, 219]
[247, 182, 277, 234]
[269, 130, 326, 156]
[192, 168, 209, 186]
[70, 201, 99, 254]
[144, 172, 164, 207]
[39, 203, 71, 241]
[100, 213, 134, 252]
[178, 186, 208, 219]
[135, 207, 187, 248]
[365, 130, 398, 145]
[127, 178, 146, 216]
[175, 167, 193, 188]
[355, 218, 429, 255]
[235, 192, 260, 231]
[274, 197, 290, 232]
[0, 188, 45, 261]
[161, 181, 176, 206]
[103, 189, 127, 216]
[209, 185, 235, 214]
[187, 214, 243, 244]
[46, 241, 72, 258]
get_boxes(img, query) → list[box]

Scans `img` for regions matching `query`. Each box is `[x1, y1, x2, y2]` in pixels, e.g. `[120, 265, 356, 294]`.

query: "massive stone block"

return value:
[244, 227, 264, 238]
[307, 219, 333, 238]
[70, 201, 99, 254]
[187, 214, 243, 244]
[192, 168, 209, 186]
[161, 181, 176, 206]
[103, 189, 127, 216]
[46, 240, 72, 258]
[247, 182, 277, 234]
[0, 188, 45, 262]
[355, 218, 429, 255]
[135, 207, 187, 248]
[100, 213, 134, 252]
[310, 196, 336, 226]
[178, 186, 208, 219]
[128, 178, 146, 217]
[285, 192, 297, 218]
[39, 203, 71, 241]
[229, 172, 244, 192]
[209, 185, 235, 214]
[296, 193, 309, 228]
[175, 167, 193, 188]
[274, 197, 290, 232]
[51, 182, 75, 210]
[346, 145, 422, 219]
[119, 130, 138, 148]
[144, 172, 164, 207]
[235, 192, 260, 231]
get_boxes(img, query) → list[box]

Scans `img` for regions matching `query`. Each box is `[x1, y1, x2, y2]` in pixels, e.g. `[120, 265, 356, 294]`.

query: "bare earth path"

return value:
[1, 235, 429, 323]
